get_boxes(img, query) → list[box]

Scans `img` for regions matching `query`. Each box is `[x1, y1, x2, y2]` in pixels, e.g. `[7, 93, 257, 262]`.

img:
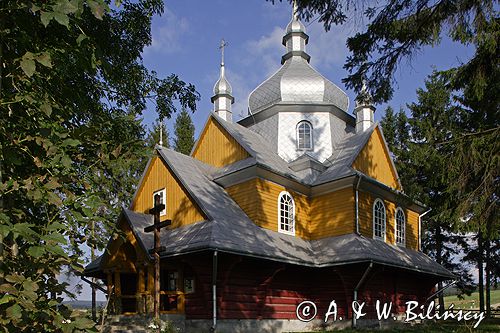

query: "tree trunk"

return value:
[478, 232, 485, 313]
[435, 225, 444, 314]
[485, 241, 491, 318]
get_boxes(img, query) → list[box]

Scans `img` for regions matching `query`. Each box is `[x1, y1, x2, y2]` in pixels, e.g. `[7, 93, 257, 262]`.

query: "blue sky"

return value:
[140, 0, 474, 139]
[74, 1, 475, 301]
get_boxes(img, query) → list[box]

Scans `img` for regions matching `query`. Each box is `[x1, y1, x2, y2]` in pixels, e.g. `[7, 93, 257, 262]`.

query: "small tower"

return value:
[281, 0, 310, 64]
[354, 81, 375, 132]
[211, 39, 234, 122]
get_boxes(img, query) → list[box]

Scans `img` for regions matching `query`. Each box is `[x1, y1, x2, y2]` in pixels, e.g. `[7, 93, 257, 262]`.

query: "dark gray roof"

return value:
[91, 206, 452, 279]
[84, 117, 444, 279]
[84, 145, 453, 280]
[210, 113, 363, 185]
[313, 123, 375, 185]
[83, 255, 103, 274]
[210, 114, 300, 181]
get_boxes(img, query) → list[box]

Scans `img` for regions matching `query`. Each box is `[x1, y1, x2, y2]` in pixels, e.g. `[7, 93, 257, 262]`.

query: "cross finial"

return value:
[219, 39, 228, 66]
[159, 119, 163, 146]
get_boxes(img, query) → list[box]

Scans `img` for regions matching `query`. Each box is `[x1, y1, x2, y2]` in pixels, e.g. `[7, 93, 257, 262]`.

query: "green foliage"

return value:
[0, 0, 199, 331]
[292, 0, 497, 103]
[173, 109, 195, 155]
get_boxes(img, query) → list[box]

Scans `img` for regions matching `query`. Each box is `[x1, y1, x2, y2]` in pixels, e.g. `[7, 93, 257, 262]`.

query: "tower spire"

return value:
[159, 120, 163, 146]
[354, 79, 376, 132]
[281, 0, 310, 64]
[211, 38, 234, 122]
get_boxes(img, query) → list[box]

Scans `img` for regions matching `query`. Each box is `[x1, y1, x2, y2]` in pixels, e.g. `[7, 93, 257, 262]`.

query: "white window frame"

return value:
[277, 191, 295, 236]
[153, 188, 166, 216]
[296, 121, 313, 150]
[395, 207, 406, 246]
[373, 198, 386, 241]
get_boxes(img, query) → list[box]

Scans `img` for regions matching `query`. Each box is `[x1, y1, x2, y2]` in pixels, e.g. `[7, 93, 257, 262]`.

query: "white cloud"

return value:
[307, 22, 352, 70]
[144, 6, 190, 55]
[244, 26, 284, 76]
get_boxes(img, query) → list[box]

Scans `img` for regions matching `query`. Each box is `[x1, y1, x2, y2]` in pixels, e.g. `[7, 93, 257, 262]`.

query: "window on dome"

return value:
[373, 199, 386, 241]
[278, 191, 295, 235]
[395, 207, 406, 246]
[296, 121, 312, 150]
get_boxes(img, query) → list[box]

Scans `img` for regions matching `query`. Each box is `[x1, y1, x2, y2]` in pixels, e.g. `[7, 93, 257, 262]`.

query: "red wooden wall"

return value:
[167, 252, 440, 320]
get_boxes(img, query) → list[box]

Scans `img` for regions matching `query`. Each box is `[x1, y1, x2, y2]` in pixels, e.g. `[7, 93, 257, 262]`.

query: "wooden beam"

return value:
[148, 246, 166, 255]
[144, 220, 171, 233]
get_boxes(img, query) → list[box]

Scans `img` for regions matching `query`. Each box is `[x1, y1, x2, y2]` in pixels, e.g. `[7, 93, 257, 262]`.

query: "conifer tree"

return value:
[381, 73, 474, 312]
[173, 109, 195, 155]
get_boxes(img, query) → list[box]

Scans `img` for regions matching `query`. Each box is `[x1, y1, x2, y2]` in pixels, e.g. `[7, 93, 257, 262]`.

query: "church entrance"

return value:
[120, 273, 137, 314]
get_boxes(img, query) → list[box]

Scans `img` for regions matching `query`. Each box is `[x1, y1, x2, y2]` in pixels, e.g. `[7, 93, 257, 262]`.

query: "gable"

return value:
[100, 217, 146, 272]
[352, 127, 400, 190]
[131, 155, 205, 228]
[192, 116, 250, 167]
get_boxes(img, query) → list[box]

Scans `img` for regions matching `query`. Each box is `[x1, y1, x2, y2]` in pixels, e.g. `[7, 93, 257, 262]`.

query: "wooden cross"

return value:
[144, 193, 171, 323]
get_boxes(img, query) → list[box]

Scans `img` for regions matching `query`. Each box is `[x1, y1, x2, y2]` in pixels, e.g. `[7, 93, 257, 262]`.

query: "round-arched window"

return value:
[296, 121, 312, 150]
[395, 207, 406, 246]
[278, 191, 295, 235]
[373, 199, 386, 241]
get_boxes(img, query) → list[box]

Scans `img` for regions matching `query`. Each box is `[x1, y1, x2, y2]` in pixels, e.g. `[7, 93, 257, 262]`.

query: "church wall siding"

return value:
[131, 156, 205, 228]
[180, 254, 435, 321]
[192, 117, 250, 167]
[309, 187, 355, 239]
[226, 177, 310, 239]
[358, 191, 419, 250]
[352, 127, 400, 190]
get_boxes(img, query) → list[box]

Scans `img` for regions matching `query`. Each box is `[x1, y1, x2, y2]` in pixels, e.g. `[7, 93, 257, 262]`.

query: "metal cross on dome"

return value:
[219, 38, 228, 65]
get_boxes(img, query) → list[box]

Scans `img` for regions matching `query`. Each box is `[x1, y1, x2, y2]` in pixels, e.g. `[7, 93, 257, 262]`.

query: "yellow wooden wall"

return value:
[226, 179, 356, 240]
[309, 188, 355, 239]
[226, 177, 418, 247]
[131, 156, 205, 228]
[358, 191, 419, 250]
[352, 127, 400, 190]
[101, 218, 146, 272]
[226, 178, 310, 238]
[192, 117, 250, 167]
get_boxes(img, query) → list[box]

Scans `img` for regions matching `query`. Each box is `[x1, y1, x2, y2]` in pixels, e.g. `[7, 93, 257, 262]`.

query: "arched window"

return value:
[373, 199, 386, 241]
[278, 191, 295, 235]
[395, 207, 406, 246]
[296, 121, 312, 150]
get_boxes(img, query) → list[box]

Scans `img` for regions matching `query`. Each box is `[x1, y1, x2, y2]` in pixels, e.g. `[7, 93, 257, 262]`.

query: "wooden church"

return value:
[84, 6, 453, 333]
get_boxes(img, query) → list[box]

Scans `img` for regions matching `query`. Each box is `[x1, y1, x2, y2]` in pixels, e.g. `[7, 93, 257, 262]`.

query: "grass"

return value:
[444, 289, 500, 310]
[300, 319, 500, 332]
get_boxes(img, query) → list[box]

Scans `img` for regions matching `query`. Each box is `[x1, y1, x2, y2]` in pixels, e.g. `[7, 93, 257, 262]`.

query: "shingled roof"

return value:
[85, 144, 453, 280]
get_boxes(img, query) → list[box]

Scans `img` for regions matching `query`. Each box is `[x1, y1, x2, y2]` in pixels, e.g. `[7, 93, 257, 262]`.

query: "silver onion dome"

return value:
[248, 7, 349, 114]
[213, 64, 232, 95]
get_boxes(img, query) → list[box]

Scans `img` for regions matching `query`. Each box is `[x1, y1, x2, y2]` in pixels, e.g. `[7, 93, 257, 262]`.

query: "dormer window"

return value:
[278, 191, 295, 235]
[296, 121, 312, 150]
[153, 188, 166, 216]
[373, 199, 386, 241]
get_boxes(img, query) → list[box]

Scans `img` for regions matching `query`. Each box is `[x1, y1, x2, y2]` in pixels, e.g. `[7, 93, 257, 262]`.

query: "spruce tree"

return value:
[173, 109, 195, 155]
[381, 73, 475, 311]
